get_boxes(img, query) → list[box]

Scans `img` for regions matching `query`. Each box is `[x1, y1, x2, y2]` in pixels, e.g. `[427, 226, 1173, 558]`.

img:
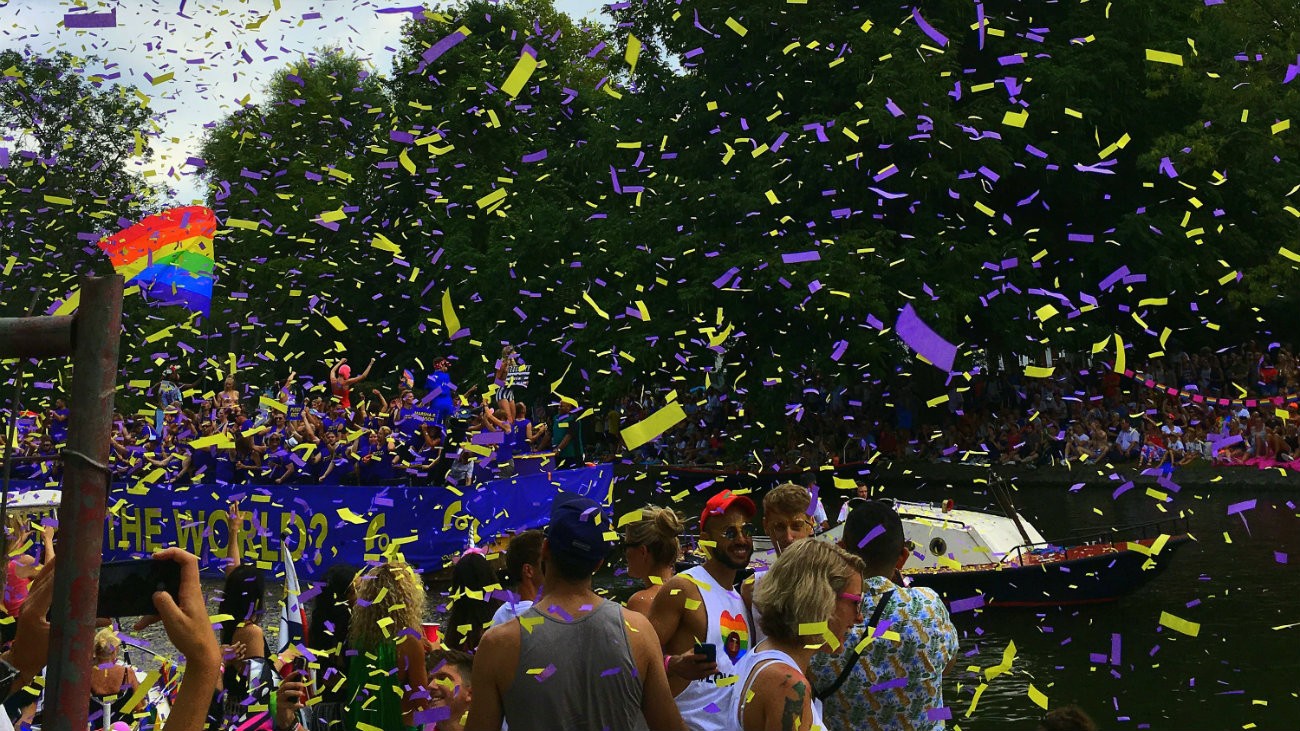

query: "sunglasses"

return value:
[716, 524, 755, 541]
[837, 591, 864, 605]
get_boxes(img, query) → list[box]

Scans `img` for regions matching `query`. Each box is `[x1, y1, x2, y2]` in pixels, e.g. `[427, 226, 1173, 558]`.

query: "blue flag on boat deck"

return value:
[278, 537, 307, 656]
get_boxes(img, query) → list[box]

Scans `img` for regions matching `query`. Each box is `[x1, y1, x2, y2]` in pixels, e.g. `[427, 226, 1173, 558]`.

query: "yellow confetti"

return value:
[501, 50, 538, 98]
[1272, 119, 1291, 135]
[1159, 610, 1200, 637]
[325, 315, 347, 332]
[725, 17, 748, 36]
[337, 508, 368, 525]
[1024, 365, 1055, 378]
[1035, 304, 1058, 321]
[582, 291, 610, 319]
[1028, 684, 1049, 710]
[622, 402, 687, 451]
[1002, 109, 1029, 128]
[625, 34, 642, 74]
[441, 289, 461, 338]
[399, 147, 416, 175]
[1145, 49, 1184, 66]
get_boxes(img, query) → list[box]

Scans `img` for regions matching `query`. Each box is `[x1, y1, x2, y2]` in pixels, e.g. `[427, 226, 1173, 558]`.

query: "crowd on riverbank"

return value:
[6, 345, 1300, 490]
[0, 485, 1101, 731]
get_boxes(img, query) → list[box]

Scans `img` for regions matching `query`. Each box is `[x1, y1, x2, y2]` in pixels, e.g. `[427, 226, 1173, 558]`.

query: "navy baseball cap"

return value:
[547, 492, 613, 562]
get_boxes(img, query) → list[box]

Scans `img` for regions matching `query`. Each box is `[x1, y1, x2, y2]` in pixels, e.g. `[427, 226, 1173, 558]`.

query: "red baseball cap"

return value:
[700, 489, 756, 530]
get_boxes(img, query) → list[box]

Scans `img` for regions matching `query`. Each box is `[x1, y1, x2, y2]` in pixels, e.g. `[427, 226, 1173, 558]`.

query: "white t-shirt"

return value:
[812, 498, 828, 530]
[490, 599, 534, 627]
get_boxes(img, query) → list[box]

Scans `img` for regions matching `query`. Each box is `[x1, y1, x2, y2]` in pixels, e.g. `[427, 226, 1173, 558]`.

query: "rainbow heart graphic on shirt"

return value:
[720, 610, 750, 664]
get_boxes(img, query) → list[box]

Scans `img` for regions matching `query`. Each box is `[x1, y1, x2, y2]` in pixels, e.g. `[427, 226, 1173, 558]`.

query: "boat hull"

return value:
[905, 536, 1192, 608]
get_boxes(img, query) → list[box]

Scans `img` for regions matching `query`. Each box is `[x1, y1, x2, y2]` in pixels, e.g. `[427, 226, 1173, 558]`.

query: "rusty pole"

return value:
[43, 275, 122, 731]
[0, 315, 74, 359]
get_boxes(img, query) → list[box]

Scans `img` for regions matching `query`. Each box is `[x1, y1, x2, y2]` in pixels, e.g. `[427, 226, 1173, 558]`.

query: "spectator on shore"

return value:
[465, 492, 684, 731]
[620, 507, 684, 616]
[1110, 418, 1141, 462]
[812, 500, 958, 731]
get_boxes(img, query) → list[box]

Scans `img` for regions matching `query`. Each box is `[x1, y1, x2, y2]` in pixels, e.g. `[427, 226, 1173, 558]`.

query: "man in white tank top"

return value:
[649, 489, 757, 731]
[743, 483, 816, 647]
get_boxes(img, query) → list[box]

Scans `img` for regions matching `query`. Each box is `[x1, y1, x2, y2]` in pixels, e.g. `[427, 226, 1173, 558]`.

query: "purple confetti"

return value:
[895, 303, 957, 373]
[422, 28, 470, 66]
[782, 251, 821, 264]
[63, 9, 117, 28]
[910, 7, 949, 46]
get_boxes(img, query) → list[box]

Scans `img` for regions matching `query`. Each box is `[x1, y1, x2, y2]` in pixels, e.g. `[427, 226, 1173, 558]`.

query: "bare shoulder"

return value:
[622, 604, 657, 639]
[627, 587, 657, 616]
[477, 617, 522, 655]
[656, 573, 702, 604]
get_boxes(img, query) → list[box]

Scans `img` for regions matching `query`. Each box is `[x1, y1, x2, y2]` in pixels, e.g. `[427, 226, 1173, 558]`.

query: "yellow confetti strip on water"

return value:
[1028, 684, 1049, 710]
[1159, 610, 1200, 637]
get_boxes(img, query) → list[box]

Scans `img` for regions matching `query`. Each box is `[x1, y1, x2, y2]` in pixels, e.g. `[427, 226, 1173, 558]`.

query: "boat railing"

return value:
[1000, 515, 1191, 565]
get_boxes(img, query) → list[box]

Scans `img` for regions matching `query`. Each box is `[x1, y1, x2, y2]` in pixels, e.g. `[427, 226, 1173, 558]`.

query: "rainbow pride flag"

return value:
[51, 206, 217, 316]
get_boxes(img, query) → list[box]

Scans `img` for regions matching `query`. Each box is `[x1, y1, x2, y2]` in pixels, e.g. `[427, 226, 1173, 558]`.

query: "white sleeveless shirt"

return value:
[727, 647, 826, 731]
[675, 565, 753, 731]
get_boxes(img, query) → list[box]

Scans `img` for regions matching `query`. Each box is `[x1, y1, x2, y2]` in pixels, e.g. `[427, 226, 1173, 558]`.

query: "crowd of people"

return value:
[0, 483, 1104, 731]
[7, 344, 1300, 489]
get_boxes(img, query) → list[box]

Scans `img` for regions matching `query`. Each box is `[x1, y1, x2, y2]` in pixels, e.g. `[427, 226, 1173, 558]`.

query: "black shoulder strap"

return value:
[814, 589, 894, 702]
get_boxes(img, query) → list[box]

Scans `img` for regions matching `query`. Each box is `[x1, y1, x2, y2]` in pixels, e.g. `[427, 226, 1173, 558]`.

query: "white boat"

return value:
[754, 498, 1045, 570]
[750, 497, 1189, 608]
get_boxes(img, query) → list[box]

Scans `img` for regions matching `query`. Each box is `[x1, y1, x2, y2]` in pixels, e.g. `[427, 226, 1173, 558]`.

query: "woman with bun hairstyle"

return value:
[621, 506, 684, 616]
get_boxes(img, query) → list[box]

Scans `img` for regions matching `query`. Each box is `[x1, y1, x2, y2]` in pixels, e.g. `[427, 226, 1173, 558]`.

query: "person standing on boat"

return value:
[329, 358, 374, 410]
[811, 500, 958, 731]
[648, 489, 755, 731]
[836, 484, 870, 525]
[621, 507, 684, 617]
[425, 357, 458, 426]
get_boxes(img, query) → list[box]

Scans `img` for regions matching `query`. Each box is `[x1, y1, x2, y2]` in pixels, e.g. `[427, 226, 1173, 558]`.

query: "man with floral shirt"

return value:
[811, 500, 959, 731]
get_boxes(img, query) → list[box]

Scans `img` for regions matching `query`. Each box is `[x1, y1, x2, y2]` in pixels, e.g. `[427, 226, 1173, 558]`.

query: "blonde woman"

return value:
[89, 627, 142, 726]
[346, 561, 430, 730]
[727, 539, 865, 731]
[621, 506, 684, 616]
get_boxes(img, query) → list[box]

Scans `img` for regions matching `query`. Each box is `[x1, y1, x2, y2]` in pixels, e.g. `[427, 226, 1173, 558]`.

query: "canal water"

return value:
[606, 476, 1300, 730]
[150, 476, 1297, 730]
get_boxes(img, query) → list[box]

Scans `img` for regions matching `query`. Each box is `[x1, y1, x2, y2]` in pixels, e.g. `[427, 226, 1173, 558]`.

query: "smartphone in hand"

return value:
[97, 559, 182, 618]
[693, 642, 717, 664]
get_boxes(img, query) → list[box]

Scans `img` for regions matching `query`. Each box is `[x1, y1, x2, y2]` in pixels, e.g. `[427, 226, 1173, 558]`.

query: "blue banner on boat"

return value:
[6, 464, 614, 578]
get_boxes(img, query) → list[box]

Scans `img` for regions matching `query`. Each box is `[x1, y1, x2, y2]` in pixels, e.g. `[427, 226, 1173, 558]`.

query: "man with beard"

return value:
[648, 490, 756, 731]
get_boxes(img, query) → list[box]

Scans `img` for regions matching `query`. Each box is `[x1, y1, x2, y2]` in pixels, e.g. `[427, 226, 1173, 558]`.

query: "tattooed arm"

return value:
[744, 664, 814, 731]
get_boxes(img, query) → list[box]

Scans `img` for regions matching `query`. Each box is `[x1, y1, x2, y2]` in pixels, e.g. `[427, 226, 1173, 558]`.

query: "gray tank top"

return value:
[504, 598, 648, 731]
